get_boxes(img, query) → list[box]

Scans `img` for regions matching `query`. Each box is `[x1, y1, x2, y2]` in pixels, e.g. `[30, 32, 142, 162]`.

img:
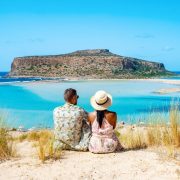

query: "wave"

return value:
[0, 77, 42, 84]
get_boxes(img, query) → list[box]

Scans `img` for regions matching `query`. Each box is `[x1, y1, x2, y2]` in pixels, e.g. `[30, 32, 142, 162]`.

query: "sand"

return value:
[154, 88, 180, 94]
[0, 141, 179, 180]
[16, 78, 180, 96]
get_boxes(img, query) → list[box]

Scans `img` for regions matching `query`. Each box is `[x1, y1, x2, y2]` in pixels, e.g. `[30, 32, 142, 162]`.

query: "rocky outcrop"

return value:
[9, 49, 172, 79]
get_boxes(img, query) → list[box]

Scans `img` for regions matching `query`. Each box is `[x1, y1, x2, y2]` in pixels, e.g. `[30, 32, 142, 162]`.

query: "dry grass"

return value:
[117, 102, 180, 159]
[117, 128, 147, 150]
[0, 115, 16, 160]
[18, 133, 28, 142]
[145, 103, 180, 149]
[2, 102, 179, 162]
[17, 130, 62, 163]
[170, 103, 180, 147]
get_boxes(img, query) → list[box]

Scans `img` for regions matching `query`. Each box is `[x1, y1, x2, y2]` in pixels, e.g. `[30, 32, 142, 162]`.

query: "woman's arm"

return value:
[112, 113, 117, 129]
[106, 112, 117, 129]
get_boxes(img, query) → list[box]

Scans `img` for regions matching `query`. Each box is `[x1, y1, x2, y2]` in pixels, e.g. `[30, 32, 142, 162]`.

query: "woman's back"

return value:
[88, 90, 123, 153]
[91, 116, 114, 137]
[88, 111, 120, 153]
[89, 110, 117, 128]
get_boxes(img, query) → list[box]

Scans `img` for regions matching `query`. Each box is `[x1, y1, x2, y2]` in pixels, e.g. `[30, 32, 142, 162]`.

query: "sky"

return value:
[0, 0, 180, 71]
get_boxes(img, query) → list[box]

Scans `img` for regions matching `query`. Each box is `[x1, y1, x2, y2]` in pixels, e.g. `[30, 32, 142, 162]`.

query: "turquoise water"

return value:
[0, 84, 57, 128]
[0, 79, 179, 129]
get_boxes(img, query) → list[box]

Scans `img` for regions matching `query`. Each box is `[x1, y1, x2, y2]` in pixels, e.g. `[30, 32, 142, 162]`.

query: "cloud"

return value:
[162, 46, 175, 52]
[135, 33, 155, 39]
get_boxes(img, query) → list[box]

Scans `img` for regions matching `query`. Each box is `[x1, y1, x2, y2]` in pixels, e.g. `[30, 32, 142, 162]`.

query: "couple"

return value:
[53, 88, 122, 153]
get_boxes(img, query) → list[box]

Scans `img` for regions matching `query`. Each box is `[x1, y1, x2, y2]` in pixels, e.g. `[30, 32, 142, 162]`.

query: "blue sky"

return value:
[0, 0, 180, 71]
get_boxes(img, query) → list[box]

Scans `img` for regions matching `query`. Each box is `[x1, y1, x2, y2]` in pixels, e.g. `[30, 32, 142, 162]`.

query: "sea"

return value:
[0, 72, 180, 129]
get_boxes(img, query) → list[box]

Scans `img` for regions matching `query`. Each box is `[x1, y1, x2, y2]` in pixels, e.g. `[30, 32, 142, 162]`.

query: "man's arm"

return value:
[74, 110, 91, 151]
[53, 108, 70, 150]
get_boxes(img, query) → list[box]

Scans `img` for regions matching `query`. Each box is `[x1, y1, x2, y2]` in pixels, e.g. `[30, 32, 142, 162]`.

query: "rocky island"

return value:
[9, 49, 172, 79]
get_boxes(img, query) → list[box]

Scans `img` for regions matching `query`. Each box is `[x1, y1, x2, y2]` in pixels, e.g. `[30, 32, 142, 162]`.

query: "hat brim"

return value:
[90, 93, 112, 111]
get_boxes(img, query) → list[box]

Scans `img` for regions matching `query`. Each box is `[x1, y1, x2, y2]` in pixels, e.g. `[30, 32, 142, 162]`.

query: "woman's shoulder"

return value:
[88, 111, 96, 123]
[105, 110, 117, 128]
[88, 111, 96, 116]
[105, 110, 117, 117]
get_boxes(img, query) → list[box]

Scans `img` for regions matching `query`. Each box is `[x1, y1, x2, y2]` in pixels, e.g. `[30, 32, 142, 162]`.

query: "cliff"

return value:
[9, 49, 171, 79]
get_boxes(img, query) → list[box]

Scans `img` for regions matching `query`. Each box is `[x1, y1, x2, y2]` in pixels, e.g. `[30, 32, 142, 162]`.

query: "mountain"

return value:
[9, 49, 172, 79]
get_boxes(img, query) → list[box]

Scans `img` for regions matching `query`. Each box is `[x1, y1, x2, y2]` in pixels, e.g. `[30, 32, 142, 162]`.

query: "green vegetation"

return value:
[27, 66, 34, 70]
[111, 67, 170, 78]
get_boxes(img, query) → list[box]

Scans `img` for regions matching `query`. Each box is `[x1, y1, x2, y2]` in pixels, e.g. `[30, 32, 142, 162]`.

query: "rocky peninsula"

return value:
[9, 49, 172, 79]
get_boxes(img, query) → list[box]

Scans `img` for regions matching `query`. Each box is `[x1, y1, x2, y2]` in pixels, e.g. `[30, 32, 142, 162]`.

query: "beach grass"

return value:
[117, 102, 180, 159]
[0, 115, 16, 160]
[145, 102, 180, 148]
[1, 101, 179, 162]
[117, 128, 147, 150]
[18, 130, 62, 163]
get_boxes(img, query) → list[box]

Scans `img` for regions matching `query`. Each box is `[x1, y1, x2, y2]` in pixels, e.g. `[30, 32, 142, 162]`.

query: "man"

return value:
[53, 88, 91, 151]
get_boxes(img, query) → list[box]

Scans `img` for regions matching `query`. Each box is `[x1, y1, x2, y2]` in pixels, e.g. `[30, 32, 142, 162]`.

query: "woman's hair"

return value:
[96, 110, 105, 128]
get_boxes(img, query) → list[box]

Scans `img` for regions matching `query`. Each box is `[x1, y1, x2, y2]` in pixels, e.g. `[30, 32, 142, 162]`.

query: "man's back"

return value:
[54, 103, 90, 151]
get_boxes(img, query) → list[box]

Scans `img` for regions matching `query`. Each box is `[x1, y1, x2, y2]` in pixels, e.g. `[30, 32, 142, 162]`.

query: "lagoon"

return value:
[0, 77, 179, 129]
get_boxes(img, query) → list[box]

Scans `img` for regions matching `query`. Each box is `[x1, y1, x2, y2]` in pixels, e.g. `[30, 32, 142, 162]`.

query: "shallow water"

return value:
[0, 79, 179, 129]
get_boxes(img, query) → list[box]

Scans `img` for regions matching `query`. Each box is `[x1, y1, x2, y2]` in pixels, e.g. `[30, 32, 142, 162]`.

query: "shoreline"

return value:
[1, 77, 180, 83]
[1, 77, 180, 94]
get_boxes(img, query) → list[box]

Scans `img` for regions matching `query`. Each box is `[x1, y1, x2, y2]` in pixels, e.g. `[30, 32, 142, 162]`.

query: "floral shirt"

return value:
[53, 103, 91, 151]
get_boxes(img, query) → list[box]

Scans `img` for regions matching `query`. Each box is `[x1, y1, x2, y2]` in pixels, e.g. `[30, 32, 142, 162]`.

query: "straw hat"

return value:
[90, 90, 112, 111]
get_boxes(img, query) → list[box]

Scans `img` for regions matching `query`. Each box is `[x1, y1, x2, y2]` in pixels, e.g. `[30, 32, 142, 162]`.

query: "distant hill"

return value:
[9, 49, 173, 79]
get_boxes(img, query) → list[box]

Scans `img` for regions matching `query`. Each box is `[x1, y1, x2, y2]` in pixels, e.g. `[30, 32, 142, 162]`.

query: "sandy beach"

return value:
[154, 88, 180, 94]
[15, 78, 180, 95]
[14, 77, 180, 86]
[0, 140, 179, 180]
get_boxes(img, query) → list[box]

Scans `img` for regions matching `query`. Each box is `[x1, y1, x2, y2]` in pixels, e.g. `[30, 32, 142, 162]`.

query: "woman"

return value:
[88, 90, 123, 153]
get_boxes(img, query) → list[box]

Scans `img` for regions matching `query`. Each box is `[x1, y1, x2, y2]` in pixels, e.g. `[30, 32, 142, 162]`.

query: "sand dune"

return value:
[0, 141, 179, 180]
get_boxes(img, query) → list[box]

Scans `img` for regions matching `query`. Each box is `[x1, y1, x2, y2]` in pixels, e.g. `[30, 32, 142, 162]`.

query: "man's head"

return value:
[64, 88, 79, 105]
